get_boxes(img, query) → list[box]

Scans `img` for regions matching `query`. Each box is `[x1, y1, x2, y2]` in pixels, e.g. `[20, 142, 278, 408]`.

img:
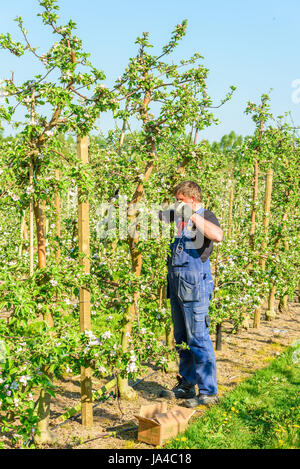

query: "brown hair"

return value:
[173, 180, 202, 202]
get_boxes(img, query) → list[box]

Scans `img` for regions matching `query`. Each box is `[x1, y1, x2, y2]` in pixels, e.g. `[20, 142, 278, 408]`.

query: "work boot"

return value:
[183, 394, 219, 408]
[159, 375, 196, 399]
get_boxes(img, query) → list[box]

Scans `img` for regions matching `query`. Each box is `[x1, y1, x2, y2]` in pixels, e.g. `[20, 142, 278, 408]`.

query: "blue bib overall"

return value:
[167, 207, 218, 395]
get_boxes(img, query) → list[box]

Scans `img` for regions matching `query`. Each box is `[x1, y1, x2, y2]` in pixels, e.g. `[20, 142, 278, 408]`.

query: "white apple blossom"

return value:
[19, 375, 30, 386]
[102, 330, 111, 340]
[98, 366, 106, 374]
[25, 185, 35, 195]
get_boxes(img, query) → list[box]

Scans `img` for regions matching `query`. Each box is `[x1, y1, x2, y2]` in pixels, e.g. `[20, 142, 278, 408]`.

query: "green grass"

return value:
[165, 345, 300, 449]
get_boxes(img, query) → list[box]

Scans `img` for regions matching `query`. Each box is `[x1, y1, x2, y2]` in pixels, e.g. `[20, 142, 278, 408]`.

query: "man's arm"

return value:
[191, 212, 223, 243]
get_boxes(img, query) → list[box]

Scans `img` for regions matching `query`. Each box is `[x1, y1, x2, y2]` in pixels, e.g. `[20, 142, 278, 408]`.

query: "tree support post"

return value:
[55, 169, 61, 264]
[29, 157, 34, 276]
[77, 135, 93, 428]
[253, 168, 273, 328]
[214, 244, 222, 350]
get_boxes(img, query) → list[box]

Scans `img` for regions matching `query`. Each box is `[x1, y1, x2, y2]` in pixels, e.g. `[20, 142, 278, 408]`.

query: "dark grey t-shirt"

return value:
[159, 208, 221, 262]
[192, 209, 221, 262]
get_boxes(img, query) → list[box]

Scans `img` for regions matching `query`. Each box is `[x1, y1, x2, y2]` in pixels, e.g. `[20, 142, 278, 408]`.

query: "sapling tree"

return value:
[0, 0, 117, 445]
[113, 21, 235, 398]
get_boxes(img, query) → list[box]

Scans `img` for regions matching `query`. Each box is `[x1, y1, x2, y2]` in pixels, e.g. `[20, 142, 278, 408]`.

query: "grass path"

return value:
[164, 344, 300, 449]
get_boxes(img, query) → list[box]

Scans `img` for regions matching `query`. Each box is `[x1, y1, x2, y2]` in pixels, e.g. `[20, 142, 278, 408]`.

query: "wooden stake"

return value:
[214, 244, 222, 350]
[267, 208, 289, 318]
[55, 169, 61, 264]
[266, 285, 276, 321]
[29, 162, 34, 276]
[34, 200, 47, 270]
[77, 135, 93, 428]
[29, 90, 35, 277]
[249, 159, 258, 250]
[253, 169, 273, 328]
[260, 168, 273, 270]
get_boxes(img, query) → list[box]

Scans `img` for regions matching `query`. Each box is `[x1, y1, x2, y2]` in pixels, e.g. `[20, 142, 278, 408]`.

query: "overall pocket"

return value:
[171, 238, 190, 267]
[192, 310, 210, 338]
[192, 309, 205, 337]
[177, 271, 201, 302]
[207, 278, 214, 301]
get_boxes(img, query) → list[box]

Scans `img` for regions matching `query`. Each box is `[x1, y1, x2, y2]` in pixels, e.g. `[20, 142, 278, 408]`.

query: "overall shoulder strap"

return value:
[194, 207, 206, 262]
[196, 207, 205, 216]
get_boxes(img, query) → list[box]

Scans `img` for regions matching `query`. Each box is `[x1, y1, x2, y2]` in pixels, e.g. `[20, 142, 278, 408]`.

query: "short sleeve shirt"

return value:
[167, 208, 221, 269]
[190, 209, 221, 263]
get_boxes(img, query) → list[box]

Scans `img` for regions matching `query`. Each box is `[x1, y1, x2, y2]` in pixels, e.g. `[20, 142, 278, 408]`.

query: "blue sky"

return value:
[0, 0, 300, 141]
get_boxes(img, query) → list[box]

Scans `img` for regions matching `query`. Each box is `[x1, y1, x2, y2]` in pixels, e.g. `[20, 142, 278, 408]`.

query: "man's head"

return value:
[173, 181, 202, 206]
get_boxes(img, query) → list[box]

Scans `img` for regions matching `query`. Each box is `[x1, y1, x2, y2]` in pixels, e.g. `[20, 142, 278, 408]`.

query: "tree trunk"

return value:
[33, 199, 56, 445]
[227, 187, 234, 239]
[118, 148, 156, 399]
[265, 285, 276, 321]
[159, 284, 177, 373]
[18, 211, 26, 258]
[118, 101, 128, 157]
[193, 128, 198, 145]
[34, 386, 57, 445]
[279, 293, 289, 313]
[215, 323, 222, 351]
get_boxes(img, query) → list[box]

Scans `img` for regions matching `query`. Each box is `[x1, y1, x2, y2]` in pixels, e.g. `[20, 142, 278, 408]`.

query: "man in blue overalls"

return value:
[159, 181, 223, 408]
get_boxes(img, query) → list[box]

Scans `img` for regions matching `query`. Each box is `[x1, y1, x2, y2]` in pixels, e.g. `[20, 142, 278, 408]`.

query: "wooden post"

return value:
[249, 159, 259, 251]
[29, 90, 36, 277]
[260, 168, 273, 270]
[77, 135, 93, 428]
[269, 209, 289, 317]
[34, 200, 47, 270]
[55, 169, 61, 264]
[214, 244, 222, 350]
[266, 285, 276, 321]
[253, 169, 273, 328]
[29, 163, 34, 276]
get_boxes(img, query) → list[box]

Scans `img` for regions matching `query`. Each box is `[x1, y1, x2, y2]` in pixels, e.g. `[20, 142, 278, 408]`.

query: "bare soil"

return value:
[2, 299, 300, 449]
[46, 299, 300, 449]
